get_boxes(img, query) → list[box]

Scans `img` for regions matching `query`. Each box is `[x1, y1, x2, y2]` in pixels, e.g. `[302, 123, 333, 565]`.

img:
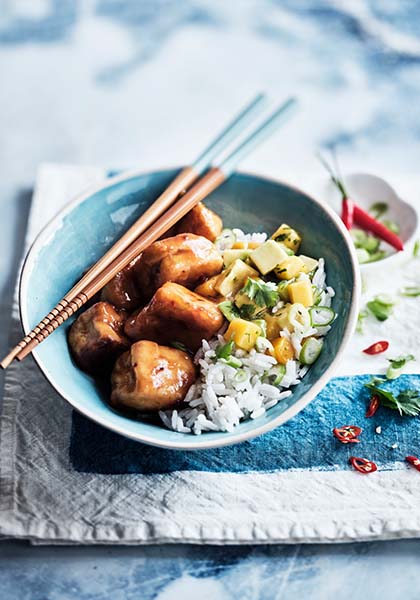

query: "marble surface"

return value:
[1, 1, 420, 597]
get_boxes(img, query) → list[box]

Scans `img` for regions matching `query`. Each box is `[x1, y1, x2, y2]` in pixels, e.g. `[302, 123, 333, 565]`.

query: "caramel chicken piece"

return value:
[68, 302, 129, 374]
[111, 340, 196, 411]
[136, 233, 223, 301]
[124, 282, 224, 351]
[101, 254, 143, 311]
[173, 202, 223, 241]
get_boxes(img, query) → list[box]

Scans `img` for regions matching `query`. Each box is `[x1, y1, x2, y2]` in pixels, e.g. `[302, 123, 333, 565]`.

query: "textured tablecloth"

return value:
[0, 163, 419, 545]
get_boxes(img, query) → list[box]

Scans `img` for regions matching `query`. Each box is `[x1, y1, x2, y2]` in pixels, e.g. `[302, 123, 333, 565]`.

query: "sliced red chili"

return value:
[333, 425, 362, 444]
[406, 456, 420, 472]
[363, 340, 389, 355]
[365, 394, 380, 418]
[349, 456, 378, 474]
[341, 197, 354, 230]
[353, 205, 404, 251]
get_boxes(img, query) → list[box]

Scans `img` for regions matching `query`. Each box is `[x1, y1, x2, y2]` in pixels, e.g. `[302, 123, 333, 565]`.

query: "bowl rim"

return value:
[19, 166, 361, 450]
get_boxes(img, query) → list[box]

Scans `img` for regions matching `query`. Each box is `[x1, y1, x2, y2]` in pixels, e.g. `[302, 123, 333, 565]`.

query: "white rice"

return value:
[159, 253, 334, 435]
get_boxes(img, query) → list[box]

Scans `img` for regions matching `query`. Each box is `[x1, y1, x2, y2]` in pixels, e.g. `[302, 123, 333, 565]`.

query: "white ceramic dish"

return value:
[323, 172, 418, 270]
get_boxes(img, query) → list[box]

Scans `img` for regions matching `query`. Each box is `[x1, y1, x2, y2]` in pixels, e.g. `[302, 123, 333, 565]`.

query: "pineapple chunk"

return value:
[223, 249, 251, 268]
[214, 259, 258, 297]
[224, 318, 261, 351]
[288, 279, 314, 307]
[271, 224, 302, 251]
[195, 274, 221, 298]
[264, 303, 310, 337]
[274, 256, 305, 280]
[250, 240, 288, 275]
[299, 255, 318, 274]
[271, 337, 295, 364]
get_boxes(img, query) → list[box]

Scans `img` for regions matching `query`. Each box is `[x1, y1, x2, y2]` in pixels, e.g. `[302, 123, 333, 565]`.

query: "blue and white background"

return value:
[1, 1, 420, 598]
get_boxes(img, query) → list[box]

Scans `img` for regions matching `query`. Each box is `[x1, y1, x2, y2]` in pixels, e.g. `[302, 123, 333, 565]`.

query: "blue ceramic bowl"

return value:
[20, 168, 360, 449]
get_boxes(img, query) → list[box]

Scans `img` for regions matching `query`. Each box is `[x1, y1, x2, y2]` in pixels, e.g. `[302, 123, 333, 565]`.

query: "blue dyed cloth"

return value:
[70, 374, 420, 474]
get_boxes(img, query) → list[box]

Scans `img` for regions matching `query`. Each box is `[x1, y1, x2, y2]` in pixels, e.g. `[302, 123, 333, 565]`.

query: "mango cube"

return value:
[274, 256, 305, 280]
[224, 318, 261, 351]
[250, 240, 289, 275]
[271, 224, 302, 251]
[271, 337, 295, 364]
[195, 274, 221, 298]
[215, 259, 258, 297]
[288, 279, 314, 307]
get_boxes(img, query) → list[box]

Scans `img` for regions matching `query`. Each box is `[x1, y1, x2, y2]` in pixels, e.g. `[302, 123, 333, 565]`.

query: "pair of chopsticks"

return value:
[1, 93, 298, 369]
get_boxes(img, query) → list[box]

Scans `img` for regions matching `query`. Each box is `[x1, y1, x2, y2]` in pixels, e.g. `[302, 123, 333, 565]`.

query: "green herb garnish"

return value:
[367, 295, 395, 321]
[386, 354, 415, 380]
[365, 379, 420, 417]
[414, 240, 420, 258]
[369, 202, 388, 219]
[238, 304, 257, 320]
[241, 278, 279, 308]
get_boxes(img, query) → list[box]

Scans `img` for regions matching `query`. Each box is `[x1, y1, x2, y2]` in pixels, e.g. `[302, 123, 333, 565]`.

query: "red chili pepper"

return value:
[363, 340, 389, 355]
[353, 205, 404, 251]
[365, 395, 380, 418]
[406, 456, 420, 472]
[341, 197, 354, 230]
[349, 456, 378, 474]
[333, 425, 362, 444]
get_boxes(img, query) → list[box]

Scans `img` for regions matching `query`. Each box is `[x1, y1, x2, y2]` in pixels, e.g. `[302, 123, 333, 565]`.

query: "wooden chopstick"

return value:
[1, 94, 267, 369]
[2, 96, 297, 368]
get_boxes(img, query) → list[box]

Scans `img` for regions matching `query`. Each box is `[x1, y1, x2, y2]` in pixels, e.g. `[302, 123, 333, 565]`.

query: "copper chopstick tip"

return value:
[0, 346, 22, 369]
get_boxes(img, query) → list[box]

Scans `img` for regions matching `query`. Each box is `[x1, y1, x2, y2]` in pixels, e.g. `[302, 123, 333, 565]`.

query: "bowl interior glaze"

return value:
[20, 168, 359, 449]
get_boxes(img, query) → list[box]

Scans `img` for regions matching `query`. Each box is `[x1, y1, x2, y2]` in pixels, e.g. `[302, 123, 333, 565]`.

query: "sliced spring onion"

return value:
[214, 228, 236, 252]
[309, 306, 335, 327]
[386, 354, 415, 380]
[365, 250, 386, 263]
[367, 295, 395, 322]
[220, 356, 242, 369]
[288, 303, 311, 332]
[382, 219, 400, 234]
[266, 364, 286, 385]
[400, 286, 420, 297]
[355, 248, 371, 264]
[234, 369, 248, 383]
[312, 286, 323, 306]
[374, 294, 394, 307]
[215, 340, 234, 360]
[414, 240, 420, 258]
[299, 338, 324, 365]
[356, 310, 368, 334]
[218, 300, 239, 322]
